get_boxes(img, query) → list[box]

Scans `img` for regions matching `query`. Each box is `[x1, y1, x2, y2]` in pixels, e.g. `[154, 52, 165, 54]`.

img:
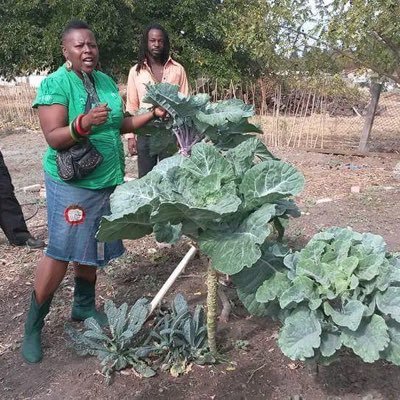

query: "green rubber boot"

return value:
[71, 277, 107, 326]
[21, 292, 53, 364]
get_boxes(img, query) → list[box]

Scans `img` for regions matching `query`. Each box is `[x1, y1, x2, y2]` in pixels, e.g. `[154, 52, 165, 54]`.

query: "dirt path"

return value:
[1, 130, 400, 400]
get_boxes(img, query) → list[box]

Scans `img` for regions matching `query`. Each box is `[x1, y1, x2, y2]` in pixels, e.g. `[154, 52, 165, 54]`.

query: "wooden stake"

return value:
[149, 245, 197, 315]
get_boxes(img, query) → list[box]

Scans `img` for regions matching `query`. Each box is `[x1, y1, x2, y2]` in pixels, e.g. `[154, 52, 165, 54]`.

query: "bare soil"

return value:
[1, 129, 400, 400]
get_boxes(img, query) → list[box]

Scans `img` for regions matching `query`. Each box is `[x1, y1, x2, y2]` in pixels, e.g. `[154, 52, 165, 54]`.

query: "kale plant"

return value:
[233, 227, 400, 366]
[66, 298, 155, 384]
[144, 294, 214, 376]
[135, 83, 263, 156]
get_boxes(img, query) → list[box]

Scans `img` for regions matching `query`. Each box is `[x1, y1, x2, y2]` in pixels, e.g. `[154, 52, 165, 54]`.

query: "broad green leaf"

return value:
[97, 204, 154, 241]
[376, 287, 400, 322]
[279, 276, 320, 309]
[274, 199, 301, 218]
[237, 289, 281, 318]
[341, 315, 389, 363]
[296, 241, 329, 285]
[323, 300, 366, 331]
[363, 296, 376, 317]
[256, 272, 291, 303]
[153, 222, 182, 244]
[232, 244, 288, 292]
[199, 203, 277, 274]
[382, 319, 400, 366]
[152, 154, 185, 177]
[196, 98, 254, 126]
[240, 160, 304, 209]
[356, 253, 385, 281]
[143, 83, 208, 119]
[278, 307, 322, 360]
[361, 232, 387, 253]
[232, 255, 279, 293]
[183, 142, 235, 182]
[108, 172, 162, 215]
[320, 331, 342, 357]
[225, 137, 277, 177]
[151, 202, 221, 231]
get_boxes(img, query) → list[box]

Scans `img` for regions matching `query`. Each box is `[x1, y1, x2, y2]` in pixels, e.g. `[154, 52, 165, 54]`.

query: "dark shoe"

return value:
[71, 277, 107, 326]
[11, 236, 46, 249]
[22, 292, 53, 364]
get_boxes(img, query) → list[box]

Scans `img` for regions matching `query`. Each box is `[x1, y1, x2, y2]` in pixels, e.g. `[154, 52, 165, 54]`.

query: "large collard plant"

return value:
[97, 136, 304, 353]
[232, 227, 400, 366]
[134, 83, 263, 156]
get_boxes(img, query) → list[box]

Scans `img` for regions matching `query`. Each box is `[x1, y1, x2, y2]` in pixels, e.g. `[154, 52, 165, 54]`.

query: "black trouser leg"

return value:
[137, 136, 158, 178]
[0, 151, 30, 244]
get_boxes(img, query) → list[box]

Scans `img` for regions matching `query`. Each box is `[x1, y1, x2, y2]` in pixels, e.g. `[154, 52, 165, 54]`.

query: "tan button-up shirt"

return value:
[125, 57, 189, 138]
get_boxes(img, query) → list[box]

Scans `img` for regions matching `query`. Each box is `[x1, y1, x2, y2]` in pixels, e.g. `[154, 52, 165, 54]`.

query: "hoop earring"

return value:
[66, 60, 73, 70]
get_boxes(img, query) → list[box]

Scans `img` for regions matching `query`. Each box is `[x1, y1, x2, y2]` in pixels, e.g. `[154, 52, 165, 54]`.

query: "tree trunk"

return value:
[358, 82, 382, 153]
[206, 261, 219, 355]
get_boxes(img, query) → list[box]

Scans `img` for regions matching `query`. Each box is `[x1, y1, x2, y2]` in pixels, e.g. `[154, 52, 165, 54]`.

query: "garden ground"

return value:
[0, 128, 400, 400]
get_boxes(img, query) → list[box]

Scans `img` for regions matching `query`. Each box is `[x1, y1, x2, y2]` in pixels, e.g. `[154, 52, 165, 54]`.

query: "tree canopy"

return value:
[1, 1, 400, 85]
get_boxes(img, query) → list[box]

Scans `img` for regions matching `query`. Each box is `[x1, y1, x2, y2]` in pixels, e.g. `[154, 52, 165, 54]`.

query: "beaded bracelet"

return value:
[69, 119, 83, 142]
[75, 114, 91, 136]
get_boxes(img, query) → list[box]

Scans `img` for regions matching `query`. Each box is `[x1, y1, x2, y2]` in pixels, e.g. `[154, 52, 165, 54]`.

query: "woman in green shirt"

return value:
[22, 20, 166, 364]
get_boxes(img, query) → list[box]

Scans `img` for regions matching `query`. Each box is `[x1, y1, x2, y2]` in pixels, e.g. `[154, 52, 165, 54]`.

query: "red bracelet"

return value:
[75, 114, 91, 136]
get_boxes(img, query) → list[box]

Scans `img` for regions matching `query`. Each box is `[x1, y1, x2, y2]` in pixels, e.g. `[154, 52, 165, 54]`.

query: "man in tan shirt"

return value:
[126, 23, 189, 177]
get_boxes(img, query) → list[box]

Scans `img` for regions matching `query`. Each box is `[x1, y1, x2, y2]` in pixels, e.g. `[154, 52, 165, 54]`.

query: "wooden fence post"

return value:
[358, 82, 382, 153]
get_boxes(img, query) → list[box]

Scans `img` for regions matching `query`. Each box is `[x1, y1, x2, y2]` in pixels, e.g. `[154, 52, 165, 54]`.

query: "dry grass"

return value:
[0, 84, 38, 129]
[1, 84, 399, 152]
[256, 93, 400, 152]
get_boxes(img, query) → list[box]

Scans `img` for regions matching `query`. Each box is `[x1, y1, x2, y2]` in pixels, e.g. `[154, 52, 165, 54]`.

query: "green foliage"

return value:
[136, 82, 262, 155]
[144, 294, 214, 376]
[0, 0, 320, 83]
[233, 227, 400, 365]
[66, 294, 215, 382]
[97, 134, 304, 275]
[0, 0, 137, 79]
[65, 298, 155, 384]
[314, 0, 400, 82]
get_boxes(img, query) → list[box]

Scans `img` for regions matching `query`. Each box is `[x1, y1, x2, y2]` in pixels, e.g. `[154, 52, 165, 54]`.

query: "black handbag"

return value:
[56, 71, 104, 181]
[56, 138, 103, 181]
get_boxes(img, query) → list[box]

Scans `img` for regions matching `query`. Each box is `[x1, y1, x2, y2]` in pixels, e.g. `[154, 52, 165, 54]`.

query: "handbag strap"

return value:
[82, 71, 101, 113]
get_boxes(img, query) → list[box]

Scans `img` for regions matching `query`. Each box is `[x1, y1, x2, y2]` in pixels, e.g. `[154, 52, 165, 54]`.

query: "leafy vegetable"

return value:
[135, 83, 263, 156]
[98, 137, 304, 276]
[65, 298, 155, 384]
[233, 227, 400, 365]
[144, 294, 214, 376]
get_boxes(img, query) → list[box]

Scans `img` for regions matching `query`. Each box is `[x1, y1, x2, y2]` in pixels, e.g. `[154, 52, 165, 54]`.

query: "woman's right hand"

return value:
[81, 103, 111, 131]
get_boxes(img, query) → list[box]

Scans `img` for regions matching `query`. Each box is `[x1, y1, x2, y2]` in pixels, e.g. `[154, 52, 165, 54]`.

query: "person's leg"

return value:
[137, 136, 157, 178]
[0, 151, 45, 248]
[34, 256, 69, 303]
[0, 151, 30, 243]
[71, 263, 107, 325]
[22, 255, 68, 363]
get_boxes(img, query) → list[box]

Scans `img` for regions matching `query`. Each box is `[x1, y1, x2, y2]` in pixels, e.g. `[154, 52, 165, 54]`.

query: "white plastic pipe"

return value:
[149, 245, 197, 315]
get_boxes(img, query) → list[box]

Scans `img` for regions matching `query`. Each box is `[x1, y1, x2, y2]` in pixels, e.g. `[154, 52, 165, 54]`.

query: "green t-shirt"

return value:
[33, 65, 125, 189]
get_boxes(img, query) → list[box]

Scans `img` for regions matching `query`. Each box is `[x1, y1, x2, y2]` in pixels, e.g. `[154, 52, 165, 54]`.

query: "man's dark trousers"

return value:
[0, 150, 30, 244]
[137, 136, 175, 178]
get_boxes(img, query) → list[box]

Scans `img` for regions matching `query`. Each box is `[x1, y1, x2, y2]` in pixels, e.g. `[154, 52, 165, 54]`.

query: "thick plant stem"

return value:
[207, 261, 219, 355]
